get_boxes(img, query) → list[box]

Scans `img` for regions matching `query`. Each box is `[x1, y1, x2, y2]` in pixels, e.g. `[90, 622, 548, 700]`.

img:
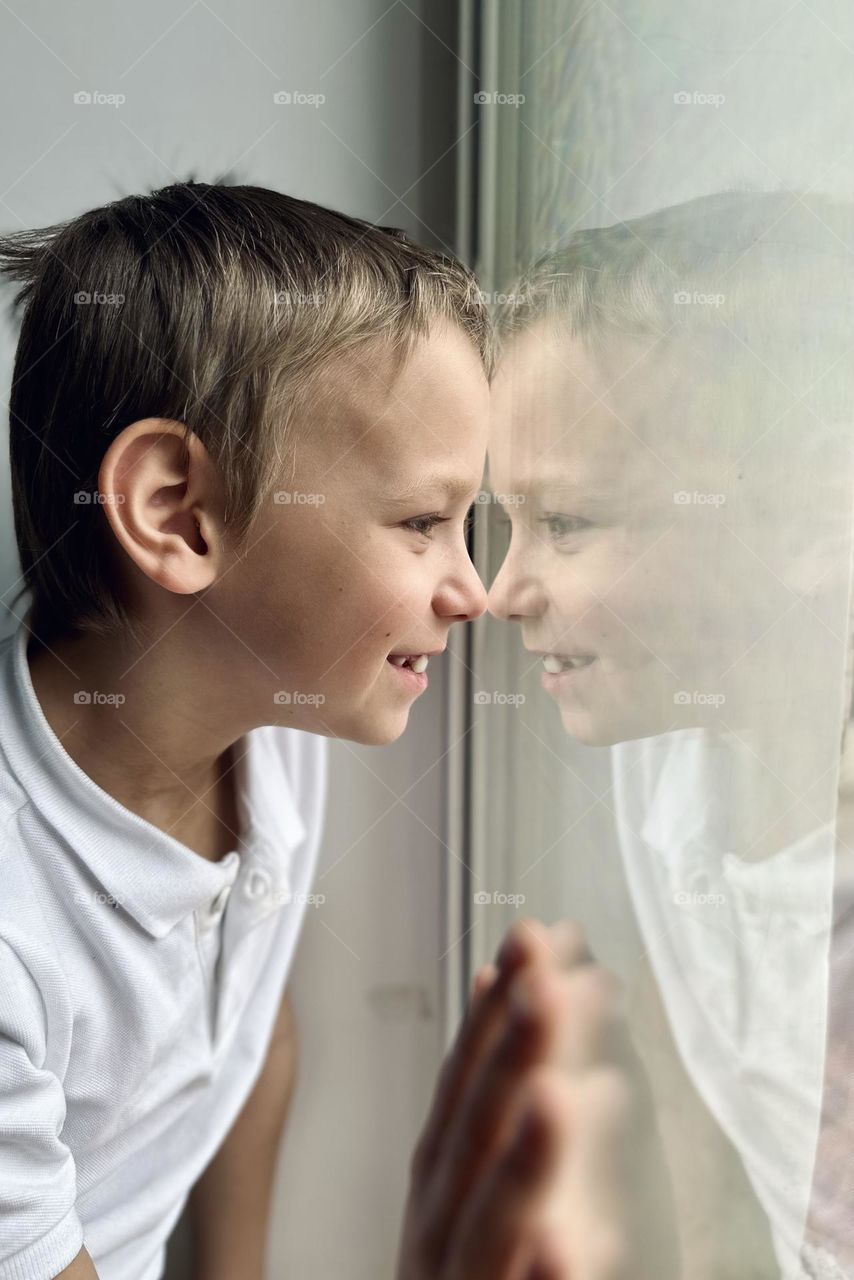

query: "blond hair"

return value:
[0, 178, 491, 644]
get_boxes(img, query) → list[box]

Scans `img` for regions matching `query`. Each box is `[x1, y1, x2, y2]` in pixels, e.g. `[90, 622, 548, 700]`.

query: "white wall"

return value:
[0, 3, 463, 1276]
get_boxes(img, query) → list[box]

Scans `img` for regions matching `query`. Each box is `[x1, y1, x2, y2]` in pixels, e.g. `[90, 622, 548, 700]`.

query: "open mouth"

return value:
[387, 654, 430, 674]
[541, 654, 595, 673]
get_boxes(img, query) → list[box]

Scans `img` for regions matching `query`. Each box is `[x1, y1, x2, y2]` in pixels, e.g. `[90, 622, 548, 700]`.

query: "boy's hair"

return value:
[0, 179, 491, 646]
[495, 189, 854, 721]
[495, 190, 854, 455]
[496, 189, 854, 356]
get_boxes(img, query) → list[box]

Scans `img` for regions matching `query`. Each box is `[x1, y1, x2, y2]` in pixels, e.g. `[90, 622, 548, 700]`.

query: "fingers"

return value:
[496, 917, 594, 979]
[549, 1069, 633, 1280]
[423, 964, 572, 1248]
[411, 918, 567, 1180]
[411, 957, 526, 1179]
[446, 1068, 573, 1280]
[470, 961, 499, 1003]
[550, 965, 623, 1076]
[544, 919, 596, 971]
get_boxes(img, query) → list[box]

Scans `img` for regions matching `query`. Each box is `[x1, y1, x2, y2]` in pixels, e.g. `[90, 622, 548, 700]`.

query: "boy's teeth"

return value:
[388, 654, 430, 672]
[542, 654, 593, 673]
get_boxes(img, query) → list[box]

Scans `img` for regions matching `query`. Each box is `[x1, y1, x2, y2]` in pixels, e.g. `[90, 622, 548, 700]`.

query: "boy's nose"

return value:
[455, 575, 488, 624]
[435, 560, 488, 624]
[487, 560, 545, 621]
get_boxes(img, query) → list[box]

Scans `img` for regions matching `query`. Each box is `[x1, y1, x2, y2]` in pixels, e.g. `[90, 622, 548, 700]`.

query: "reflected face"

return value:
[486, 325, 841, 746]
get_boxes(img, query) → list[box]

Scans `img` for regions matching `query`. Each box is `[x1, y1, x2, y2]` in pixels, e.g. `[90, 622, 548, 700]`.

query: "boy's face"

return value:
[214, 322, 488, 745]
[486, 325, 815, 746]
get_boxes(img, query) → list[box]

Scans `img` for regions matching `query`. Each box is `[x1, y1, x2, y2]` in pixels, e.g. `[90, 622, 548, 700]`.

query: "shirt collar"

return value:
[612, 729, 836, 934]
[0, 615, 306, 939]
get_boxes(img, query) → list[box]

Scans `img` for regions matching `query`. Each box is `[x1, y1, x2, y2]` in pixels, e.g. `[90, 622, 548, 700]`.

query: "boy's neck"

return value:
[25, 627, 244, 863]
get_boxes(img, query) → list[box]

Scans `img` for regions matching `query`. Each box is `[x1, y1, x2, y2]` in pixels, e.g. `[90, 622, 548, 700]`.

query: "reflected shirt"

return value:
[612, 728, 835, 1278]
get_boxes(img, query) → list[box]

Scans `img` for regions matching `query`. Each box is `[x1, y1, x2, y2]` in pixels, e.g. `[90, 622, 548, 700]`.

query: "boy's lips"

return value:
[385, 647, 445, 691]
[526, 648, 595, 672]
[387, 662, 428, 692]
[387, 648, 445, 669]
[387, 648, 446, 655]
[526, 649, 597, 692]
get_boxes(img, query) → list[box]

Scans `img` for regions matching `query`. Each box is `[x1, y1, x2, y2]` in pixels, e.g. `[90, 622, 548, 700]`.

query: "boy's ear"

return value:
[97, 418, 228, 595]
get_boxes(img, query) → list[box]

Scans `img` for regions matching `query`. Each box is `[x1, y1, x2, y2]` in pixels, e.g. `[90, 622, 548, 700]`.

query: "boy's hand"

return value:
[394, 918, 679, 1280]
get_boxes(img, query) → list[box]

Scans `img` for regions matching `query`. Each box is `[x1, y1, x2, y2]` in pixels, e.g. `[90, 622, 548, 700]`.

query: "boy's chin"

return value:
[558, 704, 673, 747]
[330, 706, 413, 747]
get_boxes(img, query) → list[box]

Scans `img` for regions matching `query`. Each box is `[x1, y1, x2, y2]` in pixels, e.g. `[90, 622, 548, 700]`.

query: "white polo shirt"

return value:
[0, 616, 327, 1280]
[611, 729, 834, 1278]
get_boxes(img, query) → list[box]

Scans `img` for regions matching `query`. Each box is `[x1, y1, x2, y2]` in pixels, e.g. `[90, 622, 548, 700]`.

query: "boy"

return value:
[0, 180, 627, 1280]
[485, 190, 854, 1276]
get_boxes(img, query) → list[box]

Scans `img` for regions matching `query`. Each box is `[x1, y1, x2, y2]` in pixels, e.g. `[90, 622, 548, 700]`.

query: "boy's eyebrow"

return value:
[386, 474, 483, 506]
[493, 476, 613, 505]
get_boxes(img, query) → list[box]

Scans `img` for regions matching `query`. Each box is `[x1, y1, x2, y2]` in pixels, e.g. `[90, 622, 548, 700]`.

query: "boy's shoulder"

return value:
[0, 814, 72, 1067]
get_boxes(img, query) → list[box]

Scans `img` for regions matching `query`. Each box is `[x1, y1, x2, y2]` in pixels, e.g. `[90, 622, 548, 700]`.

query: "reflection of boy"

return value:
[487, 190, 854, 1277]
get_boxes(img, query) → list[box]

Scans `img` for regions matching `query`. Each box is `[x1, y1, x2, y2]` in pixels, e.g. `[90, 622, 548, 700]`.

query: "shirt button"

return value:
[244, 867, 271, 901]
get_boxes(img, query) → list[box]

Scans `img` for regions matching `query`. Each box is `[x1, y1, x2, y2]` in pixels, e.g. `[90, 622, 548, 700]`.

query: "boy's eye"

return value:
[402, 513, 450, 539]
[537, 513, 592, 540]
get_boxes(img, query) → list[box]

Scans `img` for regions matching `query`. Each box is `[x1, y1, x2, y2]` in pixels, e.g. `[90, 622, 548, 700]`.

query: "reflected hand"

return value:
[394, 918, 678, 1280]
